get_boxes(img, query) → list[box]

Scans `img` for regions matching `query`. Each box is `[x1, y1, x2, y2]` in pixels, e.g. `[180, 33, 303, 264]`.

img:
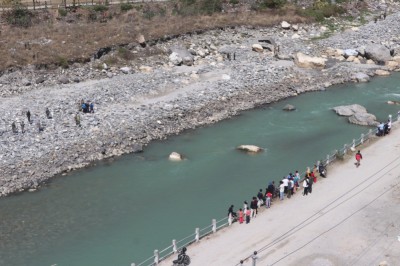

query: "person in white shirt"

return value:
[279, 181, 285, 200]
[303, 177, 309, 196]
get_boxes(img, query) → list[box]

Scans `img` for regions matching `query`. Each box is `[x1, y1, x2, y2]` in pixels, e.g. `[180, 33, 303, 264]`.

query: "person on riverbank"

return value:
[26, 110, 31, 123]
[303, 177, 309, 196]
[238, 209, 244, 224]
[287, 178, 293, 199]
[282, 176, 289, 194]
[228, 205, 237, 219]
[308, 174, 314, 194]
[245, 208, 251, 224]
[250, 197, 258, 218]
[20, 120, 25, 133]
[355, 150, 363, 167]
[243, 201, 248, 213]
[265, 191, 272, 208]
[294, 171, 300, 191]
[267, 182, 276, 198]
[46, 107, 51, 119]
[279, 181, 285, 200]
[75, 113, 81, 127]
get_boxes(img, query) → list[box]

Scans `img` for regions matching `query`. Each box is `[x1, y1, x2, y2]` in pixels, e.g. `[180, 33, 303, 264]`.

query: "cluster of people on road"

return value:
[227, 164, 328, 224]
[376, 119, 391, 136]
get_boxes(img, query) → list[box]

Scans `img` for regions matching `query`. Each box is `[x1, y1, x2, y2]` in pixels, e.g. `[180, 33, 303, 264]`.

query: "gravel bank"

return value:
[1, 8, 400, 196]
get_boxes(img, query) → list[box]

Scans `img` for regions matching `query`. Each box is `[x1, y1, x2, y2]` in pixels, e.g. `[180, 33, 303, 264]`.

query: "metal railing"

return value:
[132, 115, 395, 266]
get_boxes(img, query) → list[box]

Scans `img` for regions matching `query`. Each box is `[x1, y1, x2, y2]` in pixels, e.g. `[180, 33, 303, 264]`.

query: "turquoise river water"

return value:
[0, 73, 400, 266]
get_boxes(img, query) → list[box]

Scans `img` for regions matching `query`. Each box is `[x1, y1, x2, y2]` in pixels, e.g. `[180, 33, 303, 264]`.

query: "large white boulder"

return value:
[333, 104, 367, 116]
[349, 112, 378, 126]
[365, 44, 392, 64]
[237, 145, 263, 153]
[294, 52, 327, 69]
[169, 152, 184, 161]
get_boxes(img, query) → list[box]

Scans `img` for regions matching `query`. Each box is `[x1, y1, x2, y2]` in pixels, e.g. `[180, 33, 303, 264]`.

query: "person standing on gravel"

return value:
[75, 113, 81, 127]
[26, 110, 31, 123]
[20, 120, 25, 133]
[355, 150, 363, 167]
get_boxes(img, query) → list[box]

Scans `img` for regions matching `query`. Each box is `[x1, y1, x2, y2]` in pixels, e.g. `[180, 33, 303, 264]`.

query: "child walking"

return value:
[238, 209, 244, 224]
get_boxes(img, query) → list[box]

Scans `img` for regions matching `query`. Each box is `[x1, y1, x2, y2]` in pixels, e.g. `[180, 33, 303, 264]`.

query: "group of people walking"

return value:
[10, 109, 50, 134]
[227, 164, 328, 224]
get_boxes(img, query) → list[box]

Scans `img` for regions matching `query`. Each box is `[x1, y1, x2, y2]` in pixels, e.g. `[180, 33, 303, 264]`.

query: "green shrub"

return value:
[92, 4, 108, 12]
[117, 47, 134, 60]
[120, 3, 133, 12]
[259, 0, 287, 9]
[4, 2, 32, 27]
[56, 56, 69, 68]
[58, 8, 68, 17]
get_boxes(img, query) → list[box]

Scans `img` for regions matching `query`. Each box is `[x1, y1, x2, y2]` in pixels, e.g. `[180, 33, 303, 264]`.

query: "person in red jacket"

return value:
[355, 150, 363, 167]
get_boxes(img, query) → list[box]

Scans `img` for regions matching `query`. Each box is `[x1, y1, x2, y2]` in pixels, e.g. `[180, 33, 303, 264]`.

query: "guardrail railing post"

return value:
[154, 250, 159, 265]
[131, 263, 135, 266]
[195, 228, 200, 242]
[172, 239, 177, 253]
[352, 139, 355, 149]
[326, 154, 330, 165]
[343, 144, 347, 154]
[369, 128, 373, 137]
[212, 219, 217, 233]
[228, 213, 232, 226]
[361, 133, 364, 144]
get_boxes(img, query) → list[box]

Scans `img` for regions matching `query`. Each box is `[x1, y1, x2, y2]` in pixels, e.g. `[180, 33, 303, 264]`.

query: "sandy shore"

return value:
[161, 125, 400, 265]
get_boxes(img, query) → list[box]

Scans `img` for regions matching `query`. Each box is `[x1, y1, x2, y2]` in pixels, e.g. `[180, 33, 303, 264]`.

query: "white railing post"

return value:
[343, 144, 347, 154]
[361, 133, 364, 144]
[228, 213, 232, 226]
[369, 128, 373, 137]
[389, 114, 392, 122]
[172, 239, 177, 253]
[195, 228, 200, 242]
[154, 250, 159, 265]
[326, 154, 330, 165]
[352, 139, 355, 149]
[131, 263, 136, 266]
[212, 219, 217, 233]
[252, 251, 258, 266]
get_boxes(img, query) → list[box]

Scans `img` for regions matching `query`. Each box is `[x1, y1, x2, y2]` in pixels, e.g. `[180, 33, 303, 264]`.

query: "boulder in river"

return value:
[169, 152, 184, 161]
[333, 104, 367, 116]
[237, 145, 263, 153]
[333, 104, 378, 126]
[283, 104, 296, 111]
[348, 112, 378, 126]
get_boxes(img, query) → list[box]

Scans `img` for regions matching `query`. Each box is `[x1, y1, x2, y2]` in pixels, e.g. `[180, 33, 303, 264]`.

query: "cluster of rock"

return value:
[333, 104, 378, 126]
[1, 7, 400, 196]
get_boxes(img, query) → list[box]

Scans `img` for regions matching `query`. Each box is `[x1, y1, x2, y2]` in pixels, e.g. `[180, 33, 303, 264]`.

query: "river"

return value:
[0, 73, 399, 266]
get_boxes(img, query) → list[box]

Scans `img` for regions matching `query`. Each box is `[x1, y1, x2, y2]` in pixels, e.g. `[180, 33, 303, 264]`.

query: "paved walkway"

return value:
[161, 125, 400, 266]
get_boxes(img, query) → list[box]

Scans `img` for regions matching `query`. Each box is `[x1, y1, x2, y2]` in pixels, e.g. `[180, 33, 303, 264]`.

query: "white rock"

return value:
[252, 44, 264, 53]
[281, 21, 291, 29]
[169, 152, 183, 161]
[291, 33, 300, 39]
[120, 67, 131, 74]
[237, 145, 263, 153]
[169, 52, 183, 66]
[292, 24, 299, 31]
[139, 65, 153, 72]
[375, 69, 390, 76]
[294, 52, 327, 69]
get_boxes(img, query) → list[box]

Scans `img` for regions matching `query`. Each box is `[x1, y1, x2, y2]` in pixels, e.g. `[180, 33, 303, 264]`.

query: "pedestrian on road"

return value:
[355, 150, 363, 167]
[238, 209, 244, 224]
[265, 192, 272, 208]
[245, 208, 251, 224]
[279, 181, 285, 200]
[303, 177, 309, 196]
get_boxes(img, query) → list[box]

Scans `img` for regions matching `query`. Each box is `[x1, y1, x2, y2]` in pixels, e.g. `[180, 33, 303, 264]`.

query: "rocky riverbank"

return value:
[1, 5, 400, 196]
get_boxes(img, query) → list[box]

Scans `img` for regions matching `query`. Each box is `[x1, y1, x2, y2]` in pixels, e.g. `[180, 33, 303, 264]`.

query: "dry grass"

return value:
[0, 5, 309, 71]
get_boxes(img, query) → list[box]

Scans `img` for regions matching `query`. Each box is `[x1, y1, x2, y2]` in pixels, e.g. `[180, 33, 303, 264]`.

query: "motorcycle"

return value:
[173, 247, 191, 266]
